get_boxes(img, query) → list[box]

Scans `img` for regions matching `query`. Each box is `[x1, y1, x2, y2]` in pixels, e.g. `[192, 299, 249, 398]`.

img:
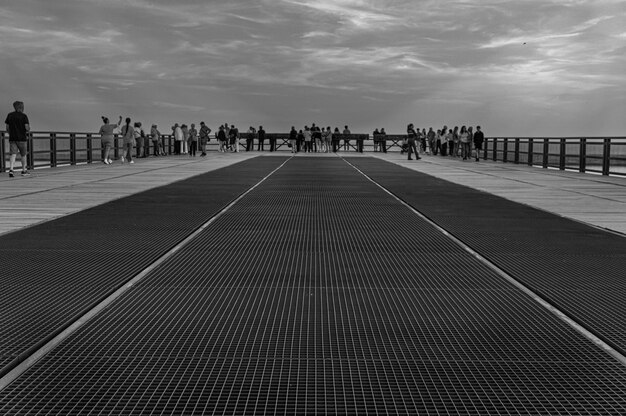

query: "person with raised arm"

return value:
[99, 115, 122, 164]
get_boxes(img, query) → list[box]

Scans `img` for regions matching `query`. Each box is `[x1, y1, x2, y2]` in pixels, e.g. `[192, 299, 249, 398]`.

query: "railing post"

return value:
[542, 138, 549, 168]
[503, 138, 508, 163]
[527, 138, 534, 166]
[579, 138, 586, 173]
[0, 131, 5, 172]
[514, 138, 520, 164]
[86, 133, 93, 164]
[70, 133, 77, 165]
[559, 138, 566, 170]
[50, 133, 57, 167]
[27, 134, 34, 170]
[602, 138, 611, 176]
[483, 137, 488, 160]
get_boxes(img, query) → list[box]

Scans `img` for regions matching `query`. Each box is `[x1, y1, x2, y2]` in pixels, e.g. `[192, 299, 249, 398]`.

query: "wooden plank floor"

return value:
[2, 151, 625, 237]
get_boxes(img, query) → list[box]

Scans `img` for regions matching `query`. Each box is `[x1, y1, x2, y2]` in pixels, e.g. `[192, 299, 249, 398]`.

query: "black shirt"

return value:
[5, 111, 29, 141]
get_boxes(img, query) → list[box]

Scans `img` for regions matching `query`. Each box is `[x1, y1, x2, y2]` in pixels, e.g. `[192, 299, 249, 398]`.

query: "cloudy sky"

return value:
[1, 0, 624, 136]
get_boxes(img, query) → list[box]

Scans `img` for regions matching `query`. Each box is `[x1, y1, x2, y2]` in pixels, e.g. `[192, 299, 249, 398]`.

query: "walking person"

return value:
[199, 122, 211, 156]
[257, 126, 266, 151]
[5, 100, 31, 177]
[473, 126, 484, 161]
[150, 124, 162, 156]
[99, 115, 122, 164]
[120, 117, 135, 164]
[406, 123, 421, 161]
[296, 129, 304, 153]
[188, 123, 198, 157]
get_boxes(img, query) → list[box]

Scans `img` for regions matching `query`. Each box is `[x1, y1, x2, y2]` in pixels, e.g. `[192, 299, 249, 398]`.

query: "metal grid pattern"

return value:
[1, 157, 626, 414]
[347, 157, 626, 356]
[0, 157, 287, 375]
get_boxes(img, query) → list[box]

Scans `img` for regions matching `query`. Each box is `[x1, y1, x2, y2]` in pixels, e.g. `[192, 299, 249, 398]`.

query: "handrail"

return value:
[2, 131, 625, 176]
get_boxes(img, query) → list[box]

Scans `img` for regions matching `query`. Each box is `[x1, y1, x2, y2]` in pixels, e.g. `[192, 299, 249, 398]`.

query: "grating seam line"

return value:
[341, 156, 626, 368]
[0, 157, 293, 393]
[2, 158, 626, 414]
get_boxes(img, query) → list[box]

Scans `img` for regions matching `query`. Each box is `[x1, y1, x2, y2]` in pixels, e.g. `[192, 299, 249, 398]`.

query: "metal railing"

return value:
[2, 132, 625, 176]
[482, 137, 626, 176]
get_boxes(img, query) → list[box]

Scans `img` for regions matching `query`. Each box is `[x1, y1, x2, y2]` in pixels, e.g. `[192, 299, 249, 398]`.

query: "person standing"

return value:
[303, 126, 312, 152]
[473, 126, 484, 162]
[181, 124, 189, 155]
[173, 123, 183, 155]
[427, 127, 436, 155]
[257, 126, 266, 151]
[433, 129, 442, 156]
[452, 126, 459, 157]
[99, 115, 122, 164]
[134, 122, 145, 158]
[199, 122, 211, 156]
[217, 125, 227, 151]
[5, 101, 31, 177]
[342, 125, 351, 151]
[229, 124, 239, 152]
[332, 127, 340, 152]
[406, 123, 421, 161]
[459, 125, 470, 160]
[120, 117, 135, 164]
[289, 126, 297, 153]
[246, 126, 255, 151]
[379, 128, 387, 153]
[188, 123, 198, 157]
[150, 124, 162, 156]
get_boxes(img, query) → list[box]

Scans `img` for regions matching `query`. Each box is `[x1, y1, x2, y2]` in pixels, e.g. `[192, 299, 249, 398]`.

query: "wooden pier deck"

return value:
[2, 152, 625, 237]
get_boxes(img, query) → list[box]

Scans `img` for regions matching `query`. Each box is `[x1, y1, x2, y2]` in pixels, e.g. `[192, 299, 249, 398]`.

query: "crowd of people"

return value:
[97, 118, 487, 164]
[402, 124, 485, 162]
[4, 102, 486, 177]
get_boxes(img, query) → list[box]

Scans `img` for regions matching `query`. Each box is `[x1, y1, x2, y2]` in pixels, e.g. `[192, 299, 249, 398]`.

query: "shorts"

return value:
[9, 141, 28, 157]
[474, 142, 483, 151]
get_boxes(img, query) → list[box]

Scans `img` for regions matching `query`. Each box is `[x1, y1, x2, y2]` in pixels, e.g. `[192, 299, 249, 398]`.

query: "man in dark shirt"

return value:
[5, 101, 31, 177]
[257, 126, 266, 151]
[473, 126, 484, 162]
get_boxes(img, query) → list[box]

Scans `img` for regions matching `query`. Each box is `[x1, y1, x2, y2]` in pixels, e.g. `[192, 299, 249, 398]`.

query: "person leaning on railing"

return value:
[99, 115, 122, 165]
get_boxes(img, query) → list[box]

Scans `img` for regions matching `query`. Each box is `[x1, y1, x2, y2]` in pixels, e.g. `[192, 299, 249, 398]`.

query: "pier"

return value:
[1, 152, 626, 414]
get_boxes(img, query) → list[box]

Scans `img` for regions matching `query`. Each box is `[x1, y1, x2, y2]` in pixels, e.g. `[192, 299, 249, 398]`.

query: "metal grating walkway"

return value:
[0, 157, 288, 377]
[348, 157, 626, 358]
[1, 157, 626, 414]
